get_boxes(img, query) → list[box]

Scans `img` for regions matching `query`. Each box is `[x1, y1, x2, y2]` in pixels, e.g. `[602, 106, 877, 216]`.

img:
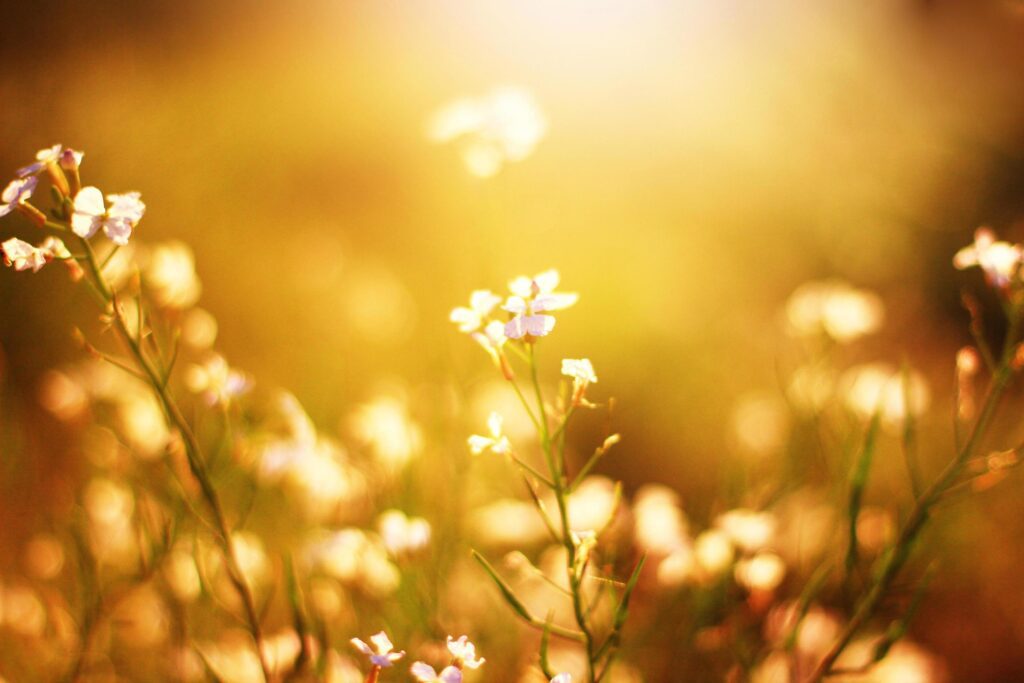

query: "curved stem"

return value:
[76, 237, 273, 682]
[807, 364, 1013, 682]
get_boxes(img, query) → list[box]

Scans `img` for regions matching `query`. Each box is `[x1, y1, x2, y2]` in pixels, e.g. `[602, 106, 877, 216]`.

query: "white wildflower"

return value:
[468, 412, 511, 455]
[71, 186, 145, 245]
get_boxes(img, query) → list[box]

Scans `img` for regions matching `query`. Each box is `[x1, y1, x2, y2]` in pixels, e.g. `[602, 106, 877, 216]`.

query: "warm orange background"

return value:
[2, 2, 1024, 680]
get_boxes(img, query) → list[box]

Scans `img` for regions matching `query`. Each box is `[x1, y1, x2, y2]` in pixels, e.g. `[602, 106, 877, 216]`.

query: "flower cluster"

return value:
[0, 144, 145, 276]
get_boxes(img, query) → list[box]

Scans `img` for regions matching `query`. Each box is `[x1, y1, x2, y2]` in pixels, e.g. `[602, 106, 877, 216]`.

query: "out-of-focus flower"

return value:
[551, 676, 572, 683]
[562, 358, 597, 405]
[198, 632, 267, 683]
[1, 237, 47, 272]
[503, 269, 578, 340]
[694, 529, 734, 576]
[378, 509, 431, 556]
[145, 241, 202, 308]
[24, 533, 64, 580]
[657, 546, 697, 587]
[730, 393, 789, 458]
[118, 393, 170, 459]
[451, 290, 502, 333]
[255, 434, 365, 522]
[566, 476, 619, 533]
[326, 651, 364, 683]
[350, 631, 405, 668]
[470, 498, 549, 547]
[164, 545, 202, 603]
[348, 396, 422, 468]
[468, 411, 511, 455]
[750, 652, 791, 683]
[38, 369, 90, 421]
[841, 363, 930, 426]
[411, 662, 463, 683]
[787, 364, 836, 413]
[113, 586, 169, 647]
[715, 509, 776, 553]
[633, 485, 689, 555]
[185, 354, 250, 407]
[954, 227, 1022, 289]
[428, 86, 546, 177]
[1, 584, 46, 637]
[0, 176, 38, 217]
[71, 186, 145, 244]
[306, 529, 401, 598]
[856, 507, 894, 554]
[472, 320, 513, 379]
[447, 635, 485, 669]
[786, 280, 884, 342]
[734, 551, 786, 592]
[181, 307, 219, 349]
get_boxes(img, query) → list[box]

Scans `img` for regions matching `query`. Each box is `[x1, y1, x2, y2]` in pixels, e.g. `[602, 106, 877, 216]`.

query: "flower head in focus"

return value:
[0, 176, 38, 218]
[2, 236, 69, 273]
[468, 412, 511, 455]
[954, 227, 1022, 289]
[503, 269, 577, 340]
[17, 145, 68, 177]
[350, 630, 405, 668]
[2, 238, 47, 273]
[71, 187, 145, 245]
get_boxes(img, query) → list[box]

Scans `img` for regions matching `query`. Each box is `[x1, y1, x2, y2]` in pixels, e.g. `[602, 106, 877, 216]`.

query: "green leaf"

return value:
[846, 409, 882, 576]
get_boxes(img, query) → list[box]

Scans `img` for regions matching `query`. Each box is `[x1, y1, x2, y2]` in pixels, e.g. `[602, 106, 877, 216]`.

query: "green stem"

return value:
[526, 345, 598, 683]
[75, 236, 273, 683]
[808, 364, 1013, 682]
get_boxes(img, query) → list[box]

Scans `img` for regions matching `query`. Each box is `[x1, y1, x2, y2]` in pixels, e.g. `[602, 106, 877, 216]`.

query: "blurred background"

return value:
[2, 0, 1024, 680]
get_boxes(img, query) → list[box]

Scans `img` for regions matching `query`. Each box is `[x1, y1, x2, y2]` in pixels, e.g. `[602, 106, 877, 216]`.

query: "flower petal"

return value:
[532, 292, 578, 312]
[103, 217, 134, 245]
[438, 666, 464, 683]
[410, 662, 439, 682]
[73, 187, 105, 217]
[370, 631, 393, 654]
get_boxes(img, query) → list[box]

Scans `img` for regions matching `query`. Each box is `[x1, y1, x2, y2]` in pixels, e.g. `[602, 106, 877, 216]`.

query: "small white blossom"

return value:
[551, 676, 572, 683]
[16, 144, 64, 177]
[350, 630, 405, 668]
[71, 186, 146, 245]
[184, 354, 250, 407]
[562, 358, 597, 404]
[450, 289, 502, 333]
[0, 176, 38, 217]
[503, 269, 577, 340]
[378, 509, 431, 556]
[468, 412, 511, 455]
[446, 635, 485, 669]
[954, 227, 1022, 288]
[1, 238, 47, 272]
[410, 662, 462, 683]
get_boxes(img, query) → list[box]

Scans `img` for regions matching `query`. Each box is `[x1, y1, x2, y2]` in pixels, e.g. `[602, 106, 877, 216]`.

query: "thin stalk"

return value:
[527, 344, 598, 683]
[808, 364, 1013, 681]
[75, 236, 273, 682]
